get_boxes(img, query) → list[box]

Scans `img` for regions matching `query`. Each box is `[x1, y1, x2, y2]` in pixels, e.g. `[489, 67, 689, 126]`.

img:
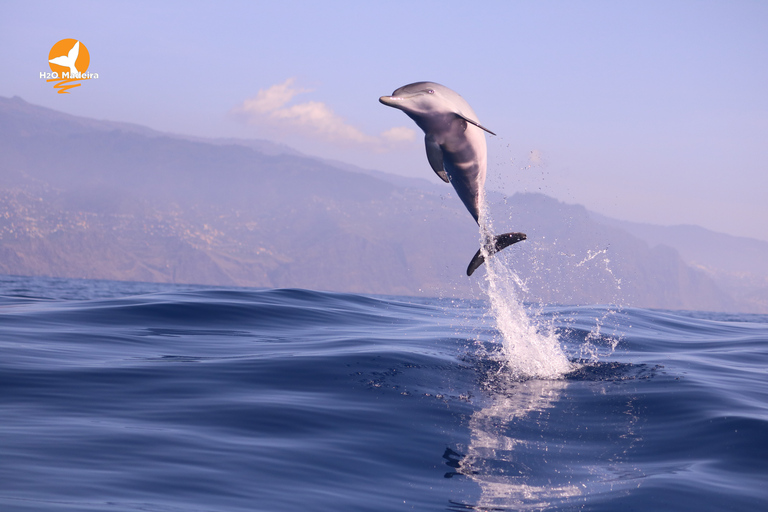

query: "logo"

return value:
[40, 39, 99, 94]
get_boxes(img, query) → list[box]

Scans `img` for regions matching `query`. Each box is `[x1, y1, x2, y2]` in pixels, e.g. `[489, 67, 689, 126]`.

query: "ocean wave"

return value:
[1, 276, 767, 511]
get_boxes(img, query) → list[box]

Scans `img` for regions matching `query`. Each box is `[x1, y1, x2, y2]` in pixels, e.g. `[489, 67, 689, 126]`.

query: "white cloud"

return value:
[237, 78, 310, 114]
[381, 126, 418, 143]
[269, 100, 376, 145]
[233, 78, 416, 151]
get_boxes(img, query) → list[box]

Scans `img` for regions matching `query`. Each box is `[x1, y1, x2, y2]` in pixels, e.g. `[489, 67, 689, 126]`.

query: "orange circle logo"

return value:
[48, 39, 90, 77]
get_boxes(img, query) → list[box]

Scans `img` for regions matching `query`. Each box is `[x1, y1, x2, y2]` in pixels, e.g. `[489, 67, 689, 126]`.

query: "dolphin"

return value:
[379, 81, 526, 276]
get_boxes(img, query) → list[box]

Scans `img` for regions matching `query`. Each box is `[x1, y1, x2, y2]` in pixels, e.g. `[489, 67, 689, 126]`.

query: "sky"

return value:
[2, 0, 767, 241]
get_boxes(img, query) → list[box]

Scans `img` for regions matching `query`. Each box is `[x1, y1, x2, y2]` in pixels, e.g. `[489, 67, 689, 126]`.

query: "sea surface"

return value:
[1, 273, 767, 511]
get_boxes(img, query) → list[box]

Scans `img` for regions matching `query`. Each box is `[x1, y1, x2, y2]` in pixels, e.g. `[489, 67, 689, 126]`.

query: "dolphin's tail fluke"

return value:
[466, 232, 527, 276]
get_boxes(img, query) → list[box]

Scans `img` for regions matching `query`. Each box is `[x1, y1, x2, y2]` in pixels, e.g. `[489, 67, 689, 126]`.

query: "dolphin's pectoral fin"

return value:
[466, 232, 527, 276]
[425, 136, 450, 183]
[454, 113, 496, 136]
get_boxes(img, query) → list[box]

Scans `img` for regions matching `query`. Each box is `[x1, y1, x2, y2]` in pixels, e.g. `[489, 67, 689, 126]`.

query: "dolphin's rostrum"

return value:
[379, 82, 526, 276]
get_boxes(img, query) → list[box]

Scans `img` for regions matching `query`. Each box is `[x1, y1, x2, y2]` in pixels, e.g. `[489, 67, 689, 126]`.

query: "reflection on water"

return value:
[451, 378, 576, 511]
[449, 365, 646, 510]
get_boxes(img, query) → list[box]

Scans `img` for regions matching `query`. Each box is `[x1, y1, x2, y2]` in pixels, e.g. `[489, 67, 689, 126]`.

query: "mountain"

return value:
[0, 96, 476, 297]
[0, 95, 763, 313]
[492, 194, 739, 310]
[589, 214, 768, 312]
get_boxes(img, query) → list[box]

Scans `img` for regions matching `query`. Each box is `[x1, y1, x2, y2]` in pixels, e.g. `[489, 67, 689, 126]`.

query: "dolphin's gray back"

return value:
[391, 82, 482, 129]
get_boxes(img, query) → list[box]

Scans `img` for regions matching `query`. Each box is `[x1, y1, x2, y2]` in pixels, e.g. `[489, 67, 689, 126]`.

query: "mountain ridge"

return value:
[2, 95, 764, 313]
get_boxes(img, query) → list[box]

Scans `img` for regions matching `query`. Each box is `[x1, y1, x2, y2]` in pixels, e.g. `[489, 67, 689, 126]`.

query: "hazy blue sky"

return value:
[3, 1, 767, 240]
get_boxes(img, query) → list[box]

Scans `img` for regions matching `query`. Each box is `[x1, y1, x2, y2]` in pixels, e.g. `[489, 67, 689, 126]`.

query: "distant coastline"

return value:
[2, 96, 766, 313]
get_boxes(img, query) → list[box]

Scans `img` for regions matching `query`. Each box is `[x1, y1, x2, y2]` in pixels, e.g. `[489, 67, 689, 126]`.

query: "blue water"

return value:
[1, 274, 767, 511]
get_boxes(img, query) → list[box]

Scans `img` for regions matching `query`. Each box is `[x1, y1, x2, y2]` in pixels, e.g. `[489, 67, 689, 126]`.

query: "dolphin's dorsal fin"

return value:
[454, 113, 496, 136]
[424, 136, 450, 183]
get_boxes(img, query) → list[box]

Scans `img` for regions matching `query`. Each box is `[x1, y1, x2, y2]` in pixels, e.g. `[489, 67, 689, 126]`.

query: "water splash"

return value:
[479, 205, 572, 380]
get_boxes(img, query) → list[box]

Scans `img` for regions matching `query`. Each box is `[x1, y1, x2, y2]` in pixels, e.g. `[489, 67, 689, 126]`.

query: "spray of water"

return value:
[478, 204, 573, 380]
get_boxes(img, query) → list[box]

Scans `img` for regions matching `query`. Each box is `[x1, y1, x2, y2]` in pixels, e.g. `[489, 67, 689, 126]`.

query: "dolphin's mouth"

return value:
[379, 95, 401, 107]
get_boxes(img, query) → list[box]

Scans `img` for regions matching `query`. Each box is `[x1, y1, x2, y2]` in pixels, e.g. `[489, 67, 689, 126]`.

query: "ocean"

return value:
[1, 271, 767, 511]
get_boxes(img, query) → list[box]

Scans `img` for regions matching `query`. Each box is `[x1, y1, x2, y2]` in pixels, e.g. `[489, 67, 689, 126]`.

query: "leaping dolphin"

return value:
[379, 81, 526, 276]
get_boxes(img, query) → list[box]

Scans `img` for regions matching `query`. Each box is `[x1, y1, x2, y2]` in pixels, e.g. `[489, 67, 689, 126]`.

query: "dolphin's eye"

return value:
[427, 89, 435, 94]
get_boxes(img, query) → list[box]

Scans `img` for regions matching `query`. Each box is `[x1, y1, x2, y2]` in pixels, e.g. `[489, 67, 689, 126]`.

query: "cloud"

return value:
[381, 126, 418, 143]
[237, 78, 310, 114]
[233, 78, 416, 150]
